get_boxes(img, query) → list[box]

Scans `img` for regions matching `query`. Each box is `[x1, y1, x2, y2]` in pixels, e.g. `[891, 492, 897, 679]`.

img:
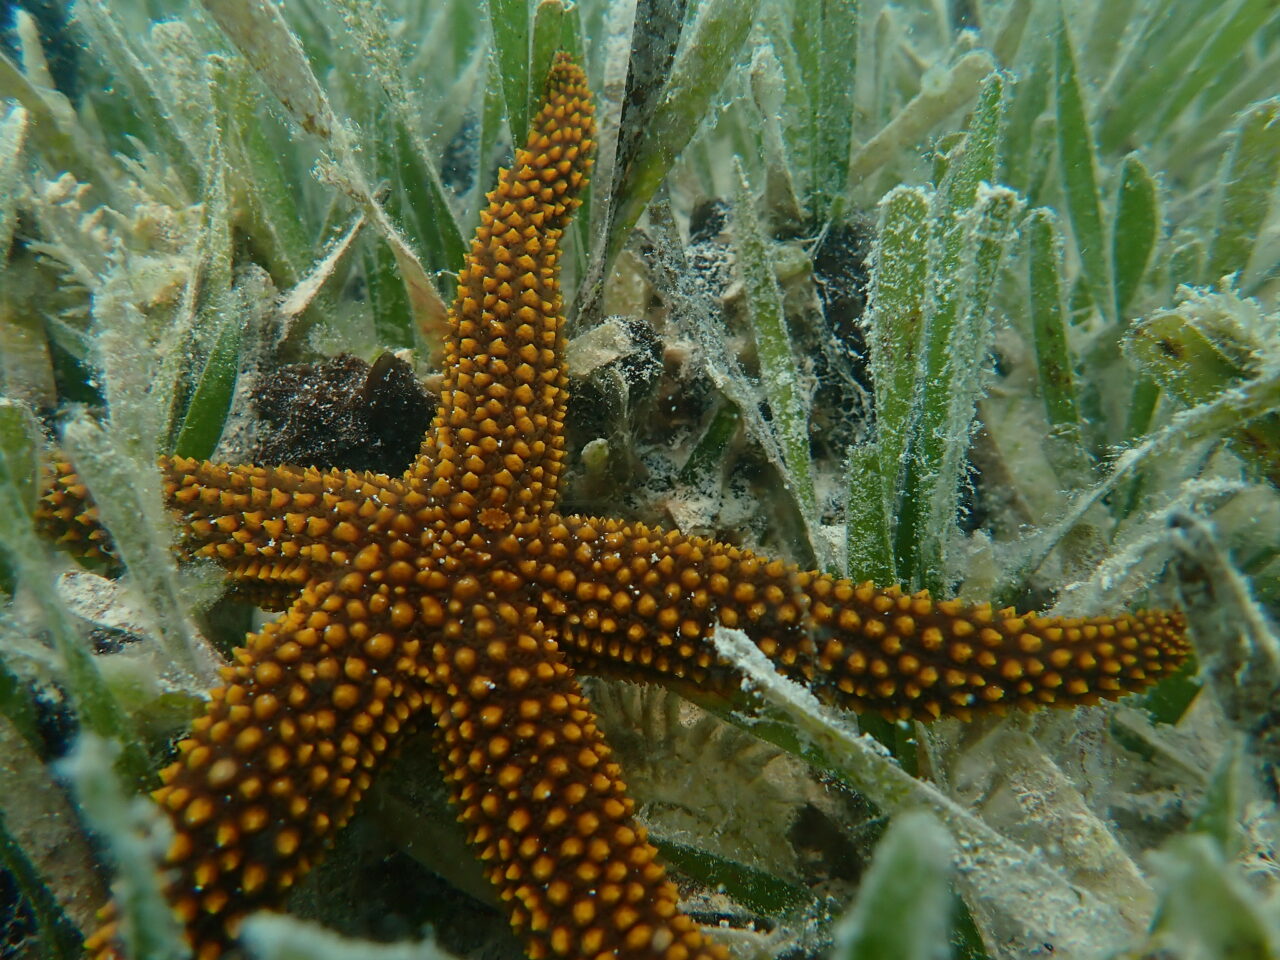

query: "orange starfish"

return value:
[35, 53, 1190, 960]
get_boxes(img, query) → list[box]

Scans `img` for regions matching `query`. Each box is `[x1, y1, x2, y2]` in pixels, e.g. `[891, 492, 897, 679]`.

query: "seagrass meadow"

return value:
[1, 1, 1279, 959]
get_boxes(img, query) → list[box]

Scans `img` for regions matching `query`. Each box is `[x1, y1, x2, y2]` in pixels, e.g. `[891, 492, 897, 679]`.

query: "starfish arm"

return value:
[415, 53, 595, 531]
[534, 516, 1192, 721]
[424, 622, 728, 960]
[37, 456, 425, 606]
[85, 575, 430, 960]
[34, 458, 117, 562]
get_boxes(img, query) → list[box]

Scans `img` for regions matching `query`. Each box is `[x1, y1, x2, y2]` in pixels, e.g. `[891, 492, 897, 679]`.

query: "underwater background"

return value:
[1, 0, 1279, 958]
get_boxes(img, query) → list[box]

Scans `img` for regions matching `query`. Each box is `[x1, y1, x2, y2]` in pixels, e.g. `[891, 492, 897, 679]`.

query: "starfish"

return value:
[33, 54, 1191, 960]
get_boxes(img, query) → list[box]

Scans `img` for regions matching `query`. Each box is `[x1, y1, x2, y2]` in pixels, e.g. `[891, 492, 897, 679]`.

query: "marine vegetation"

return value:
[1, 2, 1278, 960]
